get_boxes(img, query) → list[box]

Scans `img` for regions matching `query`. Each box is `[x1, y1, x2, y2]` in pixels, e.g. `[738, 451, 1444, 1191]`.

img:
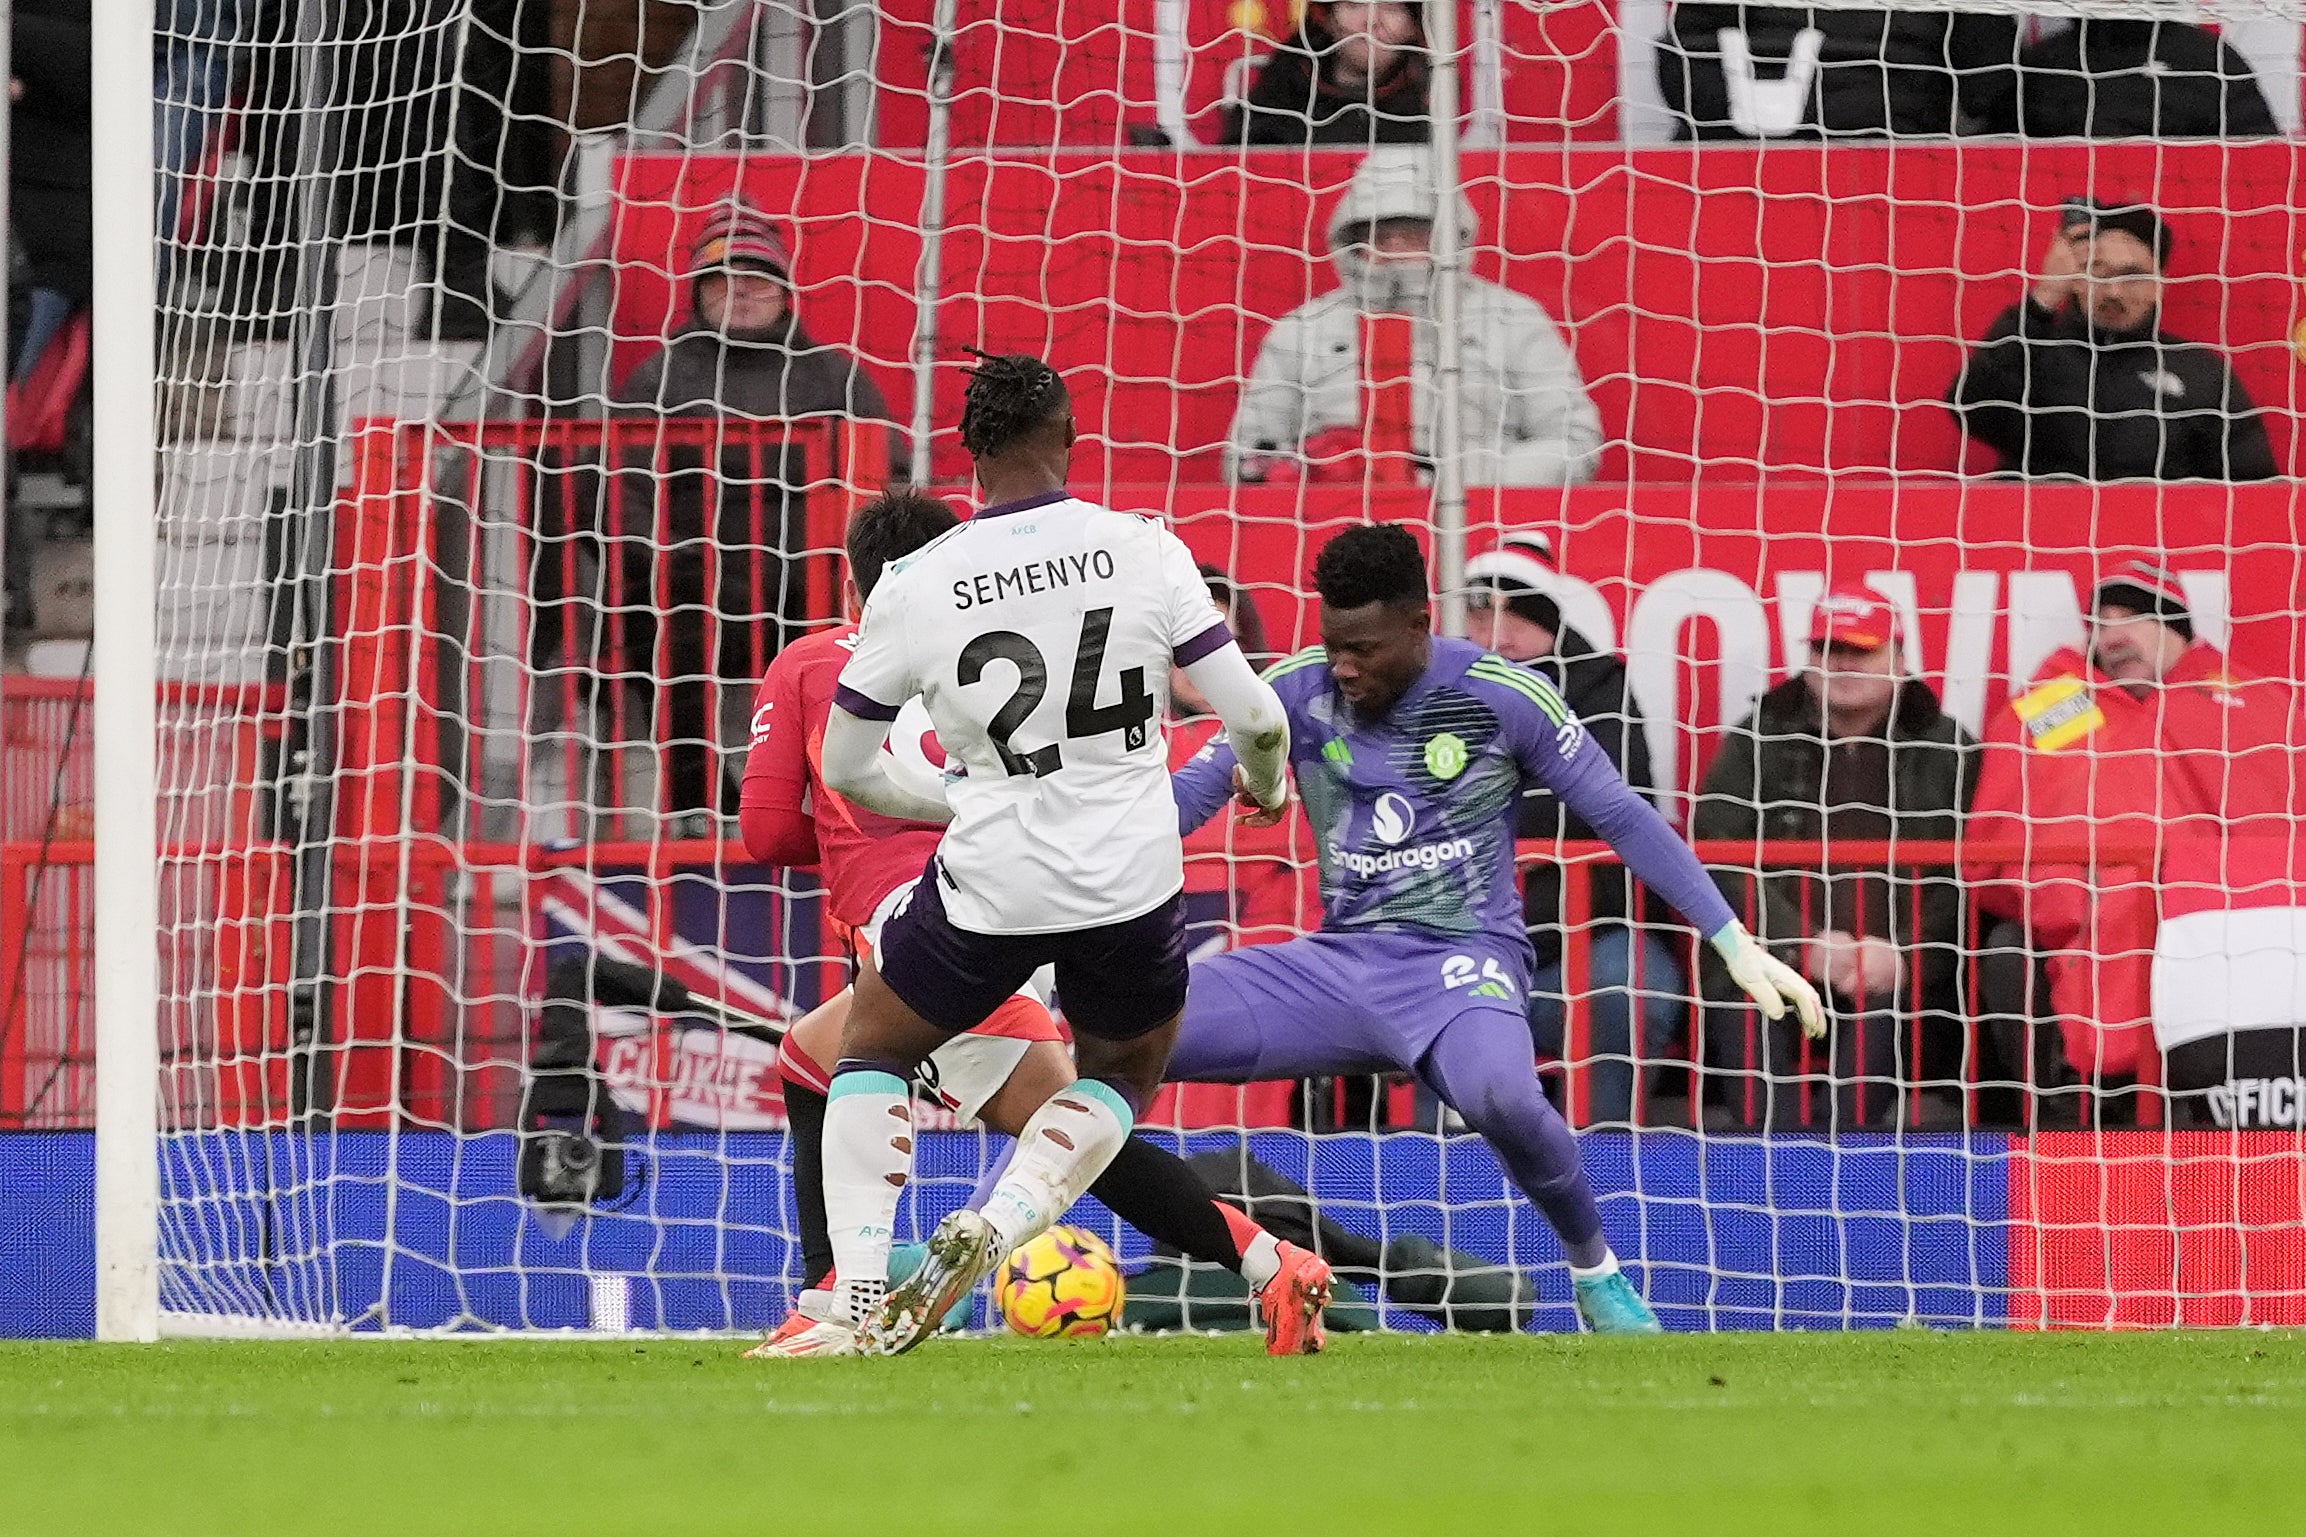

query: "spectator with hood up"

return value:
[604, 200, 899, 829]
[1229, 148, 1601, 489]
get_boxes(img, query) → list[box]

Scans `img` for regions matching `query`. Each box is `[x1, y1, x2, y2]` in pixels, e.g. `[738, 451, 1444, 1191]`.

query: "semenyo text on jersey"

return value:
[950, 549, 1119, 610]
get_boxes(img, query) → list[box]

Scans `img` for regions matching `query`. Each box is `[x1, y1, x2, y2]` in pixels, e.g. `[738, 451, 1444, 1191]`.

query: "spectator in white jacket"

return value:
[1228, 148, 1603, 487]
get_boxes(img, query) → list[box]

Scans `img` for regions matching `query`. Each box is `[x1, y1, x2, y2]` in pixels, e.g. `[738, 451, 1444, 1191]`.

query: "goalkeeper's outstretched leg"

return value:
[1414, 1012, 1661, 1335]
[1164, 928, 1663, 1334]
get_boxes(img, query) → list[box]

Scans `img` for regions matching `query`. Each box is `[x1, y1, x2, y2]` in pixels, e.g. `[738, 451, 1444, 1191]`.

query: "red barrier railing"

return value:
[1542, 836, 2167, 1131]
[0, 820, 2206, 1133]
[326, 416, 887, 1123]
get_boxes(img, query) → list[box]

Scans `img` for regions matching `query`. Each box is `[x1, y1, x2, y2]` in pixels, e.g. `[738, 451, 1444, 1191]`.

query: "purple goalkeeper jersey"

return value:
[1174, 636, 1735, 969]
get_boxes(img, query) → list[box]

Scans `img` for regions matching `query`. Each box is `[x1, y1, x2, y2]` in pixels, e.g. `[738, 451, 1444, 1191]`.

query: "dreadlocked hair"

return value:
[959, 347, 1067, 459]
[1313, 522, 1429, 610]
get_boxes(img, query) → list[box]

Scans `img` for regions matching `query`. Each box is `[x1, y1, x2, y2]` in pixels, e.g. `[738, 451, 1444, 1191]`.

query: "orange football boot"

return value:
[1257, 1241, 1333, 1356]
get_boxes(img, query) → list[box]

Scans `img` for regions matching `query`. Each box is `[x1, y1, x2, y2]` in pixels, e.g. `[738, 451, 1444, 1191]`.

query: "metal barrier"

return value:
[0, 677, 287, 1128]
[1548, 836, 2170, 1131]
[0, 808, 2197, 1134]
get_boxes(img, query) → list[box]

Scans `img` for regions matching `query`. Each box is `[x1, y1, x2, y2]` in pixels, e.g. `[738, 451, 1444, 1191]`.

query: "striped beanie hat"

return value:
[690, 201, 793, 283]
[2093, 559, 2192, 641]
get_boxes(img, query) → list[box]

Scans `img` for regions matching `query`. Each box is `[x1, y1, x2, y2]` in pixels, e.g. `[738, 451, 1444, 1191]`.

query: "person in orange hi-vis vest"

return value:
[1967, 559, 2305, 1103]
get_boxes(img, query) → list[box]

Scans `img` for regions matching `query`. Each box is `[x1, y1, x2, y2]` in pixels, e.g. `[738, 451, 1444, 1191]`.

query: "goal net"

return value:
[46, 0, 2306, 1336]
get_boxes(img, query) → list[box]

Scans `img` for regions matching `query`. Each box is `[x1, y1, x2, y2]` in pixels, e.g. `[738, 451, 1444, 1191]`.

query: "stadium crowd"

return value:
[584, 147, 2305, 1132]
[555, 11, 2304, 1132]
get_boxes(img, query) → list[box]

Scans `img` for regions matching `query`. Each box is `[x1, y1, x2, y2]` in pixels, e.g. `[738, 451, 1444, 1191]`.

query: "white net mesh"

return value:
[20, 0, 2302, 1332]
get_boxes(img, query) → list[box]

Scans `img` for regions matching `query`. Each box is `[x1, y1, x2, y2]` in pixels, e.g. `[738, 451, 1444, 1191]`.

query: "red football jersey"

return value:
[741, 624, 943, 933]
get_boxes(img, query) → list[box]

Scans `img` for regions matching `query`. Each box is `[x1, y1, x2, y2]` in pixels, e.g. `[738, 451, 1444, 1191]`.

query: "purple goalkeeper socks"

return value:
[1418, 1012, 1609, 1257]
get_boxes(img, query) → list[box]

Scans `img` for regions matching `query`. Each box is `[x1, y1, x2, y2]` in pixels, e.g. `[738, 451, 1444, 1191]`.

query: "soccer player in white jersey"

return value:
[816, 351, 1293, 1354]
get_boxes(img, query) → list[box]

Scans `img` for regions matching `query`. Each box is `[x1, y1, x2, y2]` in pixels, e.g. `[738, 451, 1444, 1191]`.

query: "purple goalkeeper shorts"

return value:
[875, 861, 1189, 1042]
[1164, 928, 1534, 1082]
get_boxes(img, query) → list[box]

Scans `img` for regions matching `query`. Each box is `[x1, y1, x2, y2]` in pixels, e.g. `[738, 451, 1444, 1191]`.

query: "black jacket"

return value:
[1657, 7, 2017, 139]
[1226, 22, 1431, 148]
[613, 309, 900, 524]
[1512, 627, 1654, 971]
[579, 312, 900, 813]
[1692, 676, 1976, 1014]
[1948, 298, 2279, 481]
[11, 0, 92, 302]
[1969, 21, 2280, 139]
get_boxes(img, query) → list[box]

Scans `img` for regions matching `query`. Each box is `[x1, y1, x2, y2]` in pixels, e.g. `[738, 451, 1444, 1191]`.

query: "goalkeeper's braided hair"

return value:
[959, 347, 1068, 459]
[1314, 522, 1430, 610]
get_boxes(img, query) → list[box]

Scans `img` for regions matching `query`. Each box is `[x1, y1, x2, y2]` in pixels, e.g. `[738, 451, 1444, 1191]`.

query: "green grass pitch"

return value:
[5, 1332, 2303, 1534]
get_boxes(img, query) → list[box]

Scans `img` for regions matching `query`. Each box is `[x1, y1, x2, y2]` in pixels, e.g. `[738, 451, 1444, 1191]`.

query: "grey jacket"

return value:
[1227, 148, 1603, 488]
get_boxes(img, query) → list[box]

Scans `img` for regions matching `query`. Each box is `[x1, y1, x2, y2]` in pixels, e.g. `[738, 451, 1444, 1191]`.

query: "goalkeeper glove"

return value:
[1710, 921, 1826, 1040]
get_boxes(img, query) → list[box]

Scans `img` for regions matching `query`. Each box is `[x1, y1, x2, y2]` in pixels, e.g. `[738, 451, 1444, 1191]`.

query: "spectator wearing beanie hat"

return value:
[589, 199, 901, 828]
[1462, 532, 1681, 1126]
[2088, 558, 2195, 697]
[1948, 200, 2277, 482]
[1694, 583, 1976, 1131]
[1967, 559, 2306, 1118]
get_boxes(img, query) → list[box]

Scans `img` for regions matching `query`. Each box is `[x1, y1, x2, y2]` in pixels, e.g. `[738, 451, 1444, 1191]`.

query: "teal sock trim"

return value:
[829, 1070, 908, 1102]
[1068, 1076, 1135, 1134]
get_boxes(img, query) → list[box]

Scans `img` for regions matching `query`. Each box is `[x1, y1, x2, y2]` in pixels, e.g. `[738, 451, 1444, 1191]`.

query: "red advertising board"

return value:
[2010, 1131, 2306, 1329]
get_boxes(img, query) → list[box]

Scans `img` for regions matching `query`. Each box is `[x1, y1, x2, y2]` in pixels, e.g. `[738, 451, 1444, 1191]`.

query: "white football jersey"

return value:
[833, 491, 1234, 934]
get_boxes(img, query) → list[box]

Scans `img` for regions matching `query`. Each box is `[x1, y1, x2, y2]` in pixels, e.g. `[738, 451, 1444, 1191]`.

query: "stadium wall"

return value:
[2, 1129, 2293, 1338]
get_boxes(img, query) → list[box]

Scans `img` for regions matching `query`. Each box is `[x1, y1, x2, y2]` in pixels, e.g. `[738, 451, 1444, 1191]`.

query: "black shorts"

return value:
[874, 864, 1188, 1042]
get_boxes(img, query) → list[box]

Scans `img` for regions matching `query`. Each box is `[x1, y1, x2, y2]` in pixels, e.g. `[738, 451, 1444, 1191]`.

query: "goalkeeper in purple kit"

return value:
[1166, 524, 1823, 1332]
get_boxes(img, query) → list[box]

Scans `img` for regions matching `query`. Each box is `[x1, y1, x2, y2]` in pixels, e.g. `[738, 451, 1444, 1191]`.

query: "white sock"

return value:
[1240, 1230, 1283, 1293]
[981, 1079, 1134, 1254]
[1569, 1251, 1620, 1283]
[822, 1069, 914, 1323]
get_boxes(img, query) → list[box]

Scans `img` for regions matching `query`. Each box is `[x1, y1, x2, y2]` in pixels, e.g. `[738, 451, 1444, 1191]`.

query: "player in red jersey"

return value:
[739, 489, 1330, 1357]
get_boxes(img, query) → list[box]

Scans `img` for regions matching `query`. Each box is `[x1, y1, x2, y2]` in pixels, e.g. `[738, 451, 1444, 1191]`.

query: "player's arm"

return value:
[738, 663, 822, 868]
[821, 704, 954, 824]
[1164, 535, 1289, 812]
[1174, 735, 1241, 836]
[1489, 661, 1824, 1038]
[824, 583, 957, 824]
[1182, 644, 1288, 812]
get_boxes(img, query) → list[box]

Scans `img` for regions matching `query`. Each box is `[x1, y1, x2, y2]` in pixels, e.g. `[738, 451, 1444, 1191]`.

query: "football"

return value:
[994, 1225, 1126, 1338]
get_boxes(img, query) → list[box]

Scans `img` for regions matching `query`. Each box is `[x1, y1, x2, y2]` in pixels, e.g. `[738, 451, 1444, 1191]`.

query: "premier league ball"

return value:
[994, 1225, 1126, 1338]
